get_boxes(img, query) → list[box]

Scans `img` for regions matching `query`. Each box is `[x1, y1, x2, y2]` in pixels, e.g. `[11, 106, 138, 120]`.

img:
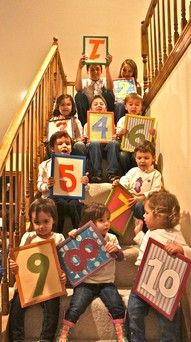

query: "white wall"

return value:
[0, 0, 148, 142]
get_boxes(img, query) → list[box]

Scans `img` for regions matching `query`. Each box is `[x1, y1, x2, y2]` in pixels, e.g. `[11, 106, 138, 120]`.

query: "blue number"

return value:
[92, 117, 108, 139]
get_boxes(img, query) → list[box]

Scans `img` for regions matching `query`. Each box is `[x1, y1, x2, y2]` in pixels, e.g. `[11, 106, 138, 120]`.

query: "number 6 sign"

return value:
[121, 114, 155, 152]
[133, 238, 191, 320]
[87, 111, 114, 143]
[13, 240, 66, 307]
[51, 154, 86, 199]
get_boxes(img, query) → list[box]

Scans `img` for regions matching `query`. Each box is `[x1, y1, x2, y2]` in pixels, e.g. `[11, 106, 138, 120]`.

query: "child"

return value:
[9, 197, 66, 342]
[84, 95, 121, 183]
[128, 190, 191, 342]
[113, 140, 162, 233]
[75, 54, 114, 126]
[37, 130, 89, 233]
[57, 202, 127, 342]
[50, 94, 86, 156]
[114, 59, 141, 123]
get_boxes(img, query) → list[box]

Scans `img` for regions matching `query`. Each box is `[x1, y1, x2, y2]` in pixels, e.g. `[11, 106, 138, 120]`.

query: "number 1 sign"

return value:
[133, 237, 191, 320]
[51, 154, 86, 199]
[87, 111, 114, 143]
[83, 36, 108, 65]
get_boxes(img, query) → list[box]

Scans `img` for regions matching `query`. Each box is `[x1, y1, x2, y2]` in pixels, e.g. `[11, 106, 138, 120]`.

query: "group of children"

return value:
[8, 54, 191, 342]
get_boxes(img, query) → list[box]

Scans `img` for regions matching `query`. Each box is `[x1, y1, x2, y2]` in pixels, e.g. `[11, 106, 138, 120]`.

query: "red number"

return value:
[89, 39, 104, 60]
[59, 164, 77, 192]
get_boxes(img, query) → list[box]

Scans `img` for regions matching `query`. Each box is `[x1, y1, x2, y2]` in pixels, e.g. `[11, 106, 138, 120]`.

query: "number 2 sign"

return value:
[121, 114, 155, 152]
[133, 238, 191, 320]
[87, 111, 114, 143]
[14, 240, 66, 307]
[51, 154, 86, 199]
[83, 36, 108, 65]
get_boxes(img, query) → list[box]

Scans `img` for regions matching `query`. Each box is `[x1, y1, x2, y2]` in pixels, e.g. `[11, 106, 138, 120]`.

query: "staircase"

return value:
[22, 182, 160, 341]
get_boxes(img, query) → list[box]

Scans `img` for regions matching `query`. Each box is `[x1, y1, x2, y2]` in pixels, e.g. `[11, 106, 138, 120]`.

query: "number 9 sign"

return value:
[133, 238, 191, 320]
[14, 239, 66, 308]
[121, 114, 155, 152]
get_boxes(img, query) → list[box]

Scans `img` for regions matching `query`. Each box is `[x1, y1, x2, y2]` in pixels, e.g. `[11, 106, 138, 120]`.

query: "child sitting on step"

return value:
[9, 197, 66, 342]
[57, 202, 128, 342]
[113, 140, 162, 233]
[128, 190, 191, 342]
[84, 94, 121, 183]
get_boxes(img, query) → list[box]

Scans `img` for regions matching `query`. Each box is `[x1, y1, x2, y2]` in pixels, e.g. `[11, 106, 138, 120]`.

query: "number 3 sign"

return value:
[87, 111, 114, 143]
[13, 240, 66, 307]
[83, 36, 108, 65]
[133, 238, 191, 320]
[51, 154, 86, 199]
[121, 114, 155, 152]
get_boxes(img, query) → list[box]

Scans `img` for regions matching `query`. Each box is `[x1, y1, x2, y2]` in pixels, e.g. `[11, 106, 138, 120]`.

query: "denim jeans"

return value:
[87, 140, 121, 176]
[9, 291, 60, 341]
[128, 291, 181, 342]
[65, 283, 126, 323]
[119, 151, 137, 174]
[133, 200, 147, 233]
[114, 102, 126, 124]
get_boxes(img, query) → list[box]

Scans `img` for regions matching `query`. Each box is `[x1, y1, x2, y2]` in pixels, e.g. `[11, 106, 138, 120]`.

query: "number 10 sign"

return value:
[133, 238, 191, 320]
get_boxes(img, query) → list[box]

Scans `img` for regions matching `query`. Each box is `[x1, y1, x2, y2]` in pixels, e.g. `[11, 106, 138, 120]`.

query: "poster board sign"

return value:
[13, 239, 66, 308]
[83, 36, 108, 65]
[87, 111, 114, 143]
[121, 114, 155, 152]
[51, 154, 86, 199]
[133, 237, 191, 320]
[57, 220, 113, 287]
[105, 183, 133, 236]
[48, 119, 73, 140]
[113, 78, 137, 103]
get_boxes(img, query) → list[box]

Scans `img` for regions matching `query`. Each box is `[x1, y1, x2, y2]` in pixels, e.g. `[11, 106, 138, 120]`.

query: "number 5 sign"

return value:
[133, 238, 191, 320]
[51, 154, 86, 199]
[14, 240, 66, 307]
[83, 36, 108, 65]
[121, 114, 155, 152]
[87, 111, 114, 143]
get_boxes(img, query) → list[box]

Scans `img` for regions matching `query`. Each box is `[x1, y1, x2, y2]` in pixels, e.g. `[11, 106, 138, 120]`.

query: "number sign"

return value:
[105, 183, 133, 236]
[48, 119, 73, 140]
[51, 154, 86, 199]
[57, 220, 113, 287]
[13, 239, 66, 308]
[83, 36, 108, 65]
[113, 78, 137, 103]
[133, 238, 191, 320]
[87, 111, 114, 143]
[121, 114, 155, 152]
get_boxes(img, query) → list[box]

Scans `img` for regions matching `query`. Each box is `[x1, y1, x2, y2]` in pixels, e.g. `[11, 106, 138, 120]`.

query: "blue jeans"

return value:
[128, 291, 181, 342]
[65, 283, 126, 323]
[9, 291, 60, 341]
[87, 140, 121, 176]
[133, 201, 147, 233]
[114, 102, 126, 124]
[120, 151, 137, 174]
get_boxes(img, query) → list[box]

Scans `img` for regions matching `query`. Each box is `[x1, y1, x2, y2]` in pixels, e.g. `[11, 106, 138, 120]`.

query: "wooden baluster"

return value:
[174, 0, 179, 43]
[162, 0, 167, 62]
[8, 150, 15, 286]
[25, 110, 30, 216]
[150, 20, 155, 82]
[14, 136, 20, 247]
[20, 123, 26, 238]
[141, 21, 149, 93]
[167, 0, 173, 54]
[33, 90, 39, 192]
[157, 1, 163, 70]
[29, 100, 34, 204]
[153, 10, 158, 77]
[181, 0, 187, 30]
[190, 1, 191, 19]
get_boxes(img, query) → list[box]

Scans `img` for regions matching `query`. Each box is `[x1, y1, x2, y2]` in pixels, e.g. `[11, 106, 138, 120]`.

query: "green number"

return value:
[128, 124, 145, 147]
[27, 252, 49, 297]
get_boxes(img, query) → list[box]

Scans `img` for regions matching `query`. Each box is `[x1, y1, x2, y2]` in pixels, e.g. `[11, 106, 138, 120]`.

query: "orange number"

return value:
[59, 164, 77, 192]
[89, 39, 105, 60]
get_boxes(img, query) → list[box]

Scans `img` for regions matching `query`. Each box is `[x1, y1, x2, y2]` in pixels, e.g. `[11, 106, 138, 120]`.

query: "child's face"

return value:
[135, 151, 155, 171]
[125, 98, 142, 115]
[52, 136, 72, 154]
[31, 211, 54, 238]
[95, 212, 110, 237]
[89, 64, 102, 81]
[58, 98, 72, 117]
[121, 63, 134, 78]
[90, 98, 107, 112]
[144, 201, 162, 231]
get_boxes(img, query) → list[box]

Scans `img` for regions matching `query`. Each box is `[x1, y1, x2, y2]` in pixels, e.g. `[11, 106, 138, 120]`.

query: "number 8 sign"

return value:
[133, 238, 191, 320]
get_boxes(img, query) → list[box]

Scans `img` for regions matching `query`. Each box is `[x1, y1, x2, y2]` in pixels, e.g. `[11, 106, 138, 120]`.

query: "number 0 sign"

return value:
[51, 154, 86, 199]
[121, 114, 155, 152]
[87, 111, 114, 143]
[133, 238, 191, 320]
[14, 240, 66, 307]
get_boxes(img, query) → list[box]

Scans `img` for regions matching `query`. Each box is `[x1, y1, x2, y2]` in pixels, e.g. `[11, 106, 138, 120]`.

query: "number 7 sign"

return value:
[51, 154, 86, 199]
[83, 36, 108, 65]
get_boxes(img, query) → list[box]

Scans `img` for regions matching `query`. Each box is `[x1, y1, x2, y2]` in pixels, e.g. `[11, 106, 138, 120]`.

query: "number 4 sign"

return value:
[83, 36, 108, 65]
[51, 154, 86, 199]
[133, 238, 191, 320]
[87, 111, 114, 143]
